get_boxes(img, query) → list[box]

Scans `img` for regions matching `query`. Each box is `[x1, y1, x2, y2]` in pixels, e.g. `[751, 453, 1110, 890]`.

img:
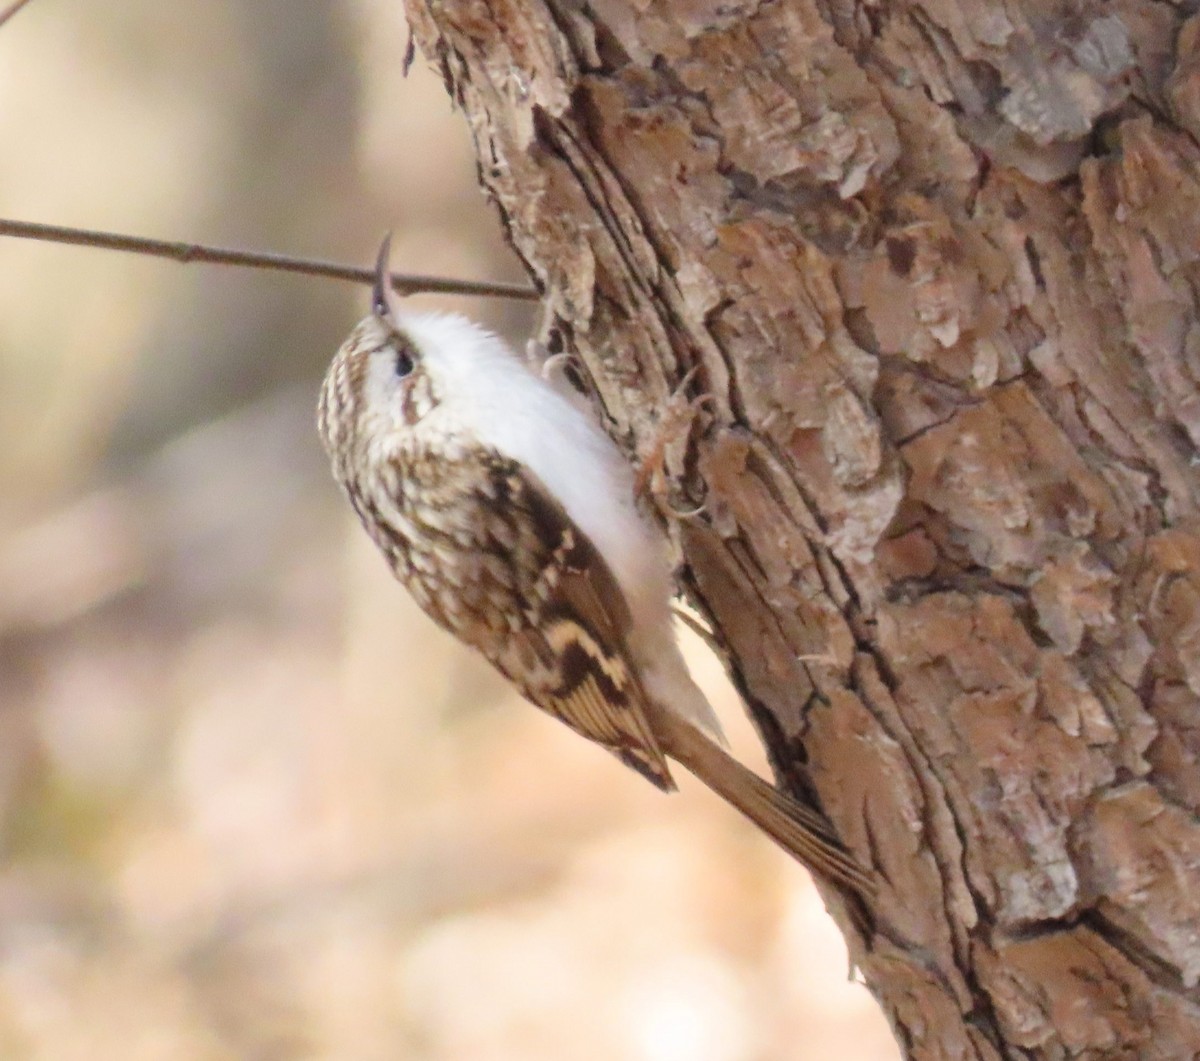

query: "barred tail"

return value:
[654, 707, 875, 901]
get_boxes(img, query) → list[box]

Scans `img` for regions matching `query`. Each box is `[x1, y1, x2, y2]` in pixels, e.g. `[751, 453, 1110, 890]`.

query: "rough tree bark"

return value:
[400, 0, 1200, 1056]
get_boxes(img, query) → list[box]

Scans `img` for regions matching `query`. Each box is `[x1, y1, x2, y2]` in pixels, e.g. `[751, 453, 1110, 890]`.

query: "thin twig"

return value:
[0, 0, 37, 30]
[0, 217, 539, 302]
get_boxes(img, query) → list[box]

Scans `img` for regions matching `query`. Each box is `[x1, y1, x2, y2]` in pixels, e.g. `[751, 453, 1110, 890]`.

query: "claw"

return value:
[634, 366, 716, 517]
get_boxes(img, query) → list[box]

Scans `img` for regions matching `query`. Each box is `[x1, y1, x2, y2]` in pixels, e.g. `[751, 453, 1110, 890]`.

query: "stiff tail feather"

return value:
[655, 708, 875, 901]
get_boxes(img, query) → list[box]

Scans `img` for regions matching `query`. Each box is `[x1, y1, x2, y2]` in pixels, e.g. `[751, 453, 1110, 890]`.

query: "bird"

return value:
[316, 236, 874, 900]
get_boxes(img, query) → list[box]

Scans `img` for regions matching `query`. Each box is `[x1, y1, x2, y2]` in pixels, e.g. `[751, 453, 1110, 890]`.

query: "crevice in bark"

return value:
[1082, 909, 1200, 1000]
[402, 0, 1200, 1053]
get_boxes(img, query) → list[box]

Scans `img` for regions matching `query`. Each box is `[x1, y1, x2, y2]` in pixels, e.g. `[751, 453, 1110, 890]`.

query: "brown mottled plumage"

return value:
[316, 238, 876, 901]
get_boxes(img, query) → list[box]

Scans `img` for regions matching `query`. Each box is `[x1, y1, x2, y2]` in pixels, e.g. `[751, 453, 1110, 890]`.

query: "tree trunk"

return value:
[400, 0, 1200, 1055]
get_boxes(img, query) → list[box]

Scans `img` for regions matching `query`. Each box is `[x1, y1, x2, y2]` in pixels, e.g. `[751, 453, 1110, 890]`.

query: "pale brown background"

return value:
[0, 1, 895, 1056]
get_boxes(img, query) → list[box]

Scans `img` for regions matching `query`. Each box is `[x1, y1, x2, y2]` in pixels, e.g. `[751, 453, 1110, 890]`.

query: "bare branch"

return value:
[0, 217, 539, 302]
[0, 0, 37, 30]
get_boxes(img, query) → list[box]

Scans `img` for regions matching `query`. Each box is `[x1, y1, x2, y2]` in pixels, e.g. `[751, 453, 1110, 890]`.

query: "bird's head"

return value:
[317, 235, 450, 478]
[319, 235, 544, 493]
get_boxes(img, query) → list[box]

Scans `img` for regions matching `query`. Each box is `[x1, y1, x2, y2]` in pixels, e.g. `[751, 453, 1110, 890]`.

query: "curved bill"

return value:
[371, 233, 398, 320]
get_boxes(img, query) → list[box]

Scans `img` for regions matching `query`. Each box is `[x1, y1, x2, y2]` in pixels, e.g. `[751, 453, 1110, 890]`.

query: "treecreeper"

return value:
[317, 237, 874, 901]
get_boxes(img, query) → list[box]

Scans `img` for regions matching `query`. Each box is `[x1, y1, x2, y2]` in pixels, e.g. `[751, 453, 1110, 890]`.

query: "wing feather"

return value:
[378, 446, 674, 790]
[481, 457, 675, 790]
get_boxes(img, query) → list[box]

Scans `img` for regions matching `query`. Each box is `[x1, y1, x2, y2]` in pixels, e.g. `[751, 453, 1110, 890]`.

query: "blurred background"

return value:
[0, 1, 896, 1057]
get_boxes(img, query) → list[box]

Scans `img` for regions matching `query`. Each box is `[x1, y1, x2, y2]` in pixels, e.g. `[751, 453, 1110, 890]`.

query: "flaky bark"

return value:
[400, 0, 1200, 1055]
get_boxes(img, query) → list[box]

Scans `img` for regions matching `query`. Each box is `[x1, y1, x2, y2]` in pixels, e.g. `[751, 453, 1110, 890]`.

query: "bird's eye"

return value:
[394, 345, 415, 378]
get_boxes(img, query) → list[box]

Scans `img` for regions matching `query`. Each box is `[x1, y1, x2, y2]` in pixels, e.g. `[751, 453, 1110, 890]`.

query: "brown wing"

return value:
[473, 455, 675, 791]
[358, 445, 674, 789]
